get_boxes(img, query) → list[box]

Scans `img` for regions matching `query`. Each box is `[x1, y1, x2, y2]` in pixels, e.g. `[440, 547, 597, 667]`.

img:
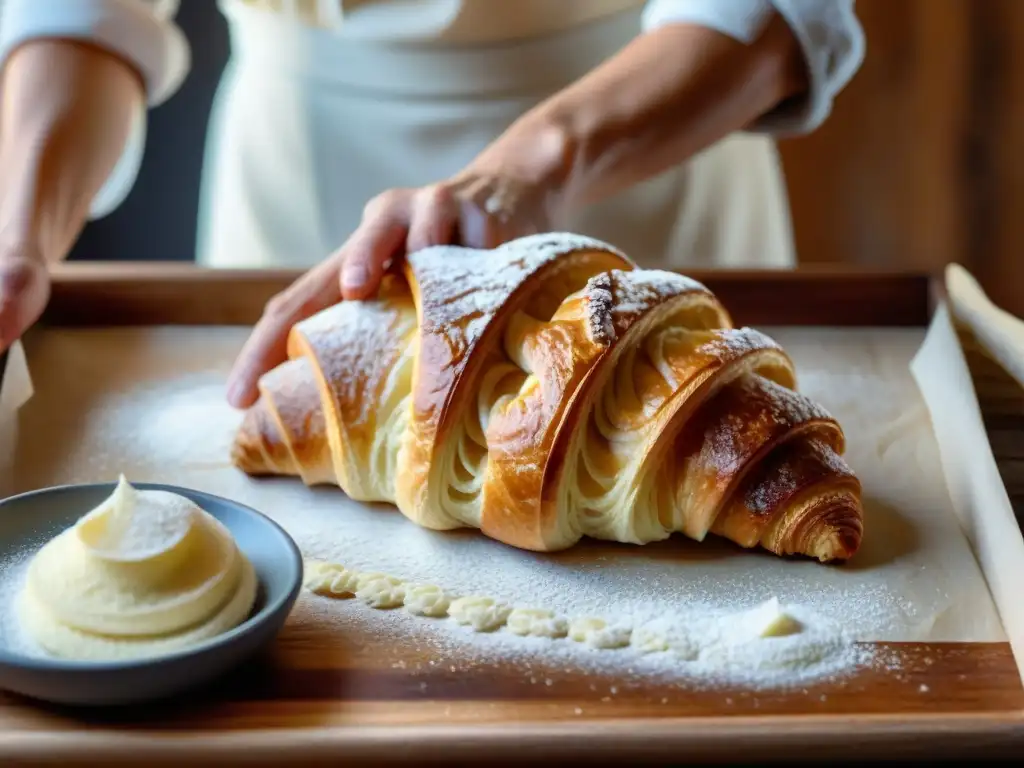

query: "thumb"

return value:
[0, 253, 49, 352]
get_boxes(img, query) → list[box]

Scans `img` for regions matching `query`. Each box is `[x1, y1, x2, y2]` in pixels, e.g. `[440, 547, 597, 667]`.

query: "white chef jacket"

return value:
[0, 1, 865, 269]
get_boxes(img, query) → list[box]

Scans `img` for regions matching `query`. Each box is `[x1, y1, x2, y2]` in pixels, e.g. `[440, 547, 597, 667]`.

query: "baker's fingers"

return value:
[0, 254, 49, 352]
[406, 184, 458, 254]
[226, 188, 414, 407]
[341, 190, 413, 301]
[225, 258, 342, 409]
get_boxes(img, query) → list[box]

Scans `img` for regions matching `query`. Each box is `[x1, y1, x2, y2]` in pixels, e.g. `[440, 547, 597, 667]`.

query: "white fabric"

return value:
[0, 0, 188, 105]
[642, 0, 865, 135]
[197, 1, 795, 271]
[0, 0, 862, 268]
[304, 0, 649, 44]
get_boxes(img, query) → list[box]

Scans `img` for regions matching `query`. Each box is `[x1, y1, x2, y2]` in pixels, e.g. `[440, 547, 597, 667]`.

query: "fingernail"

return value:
[342, 264, 370, 292]
[226, 377, 245, 408]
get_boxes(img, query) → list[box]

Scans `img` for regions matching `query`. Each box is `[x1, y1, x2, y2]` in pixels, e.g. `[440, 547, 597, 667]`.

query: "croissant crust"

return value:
[232, 234, 864, 563]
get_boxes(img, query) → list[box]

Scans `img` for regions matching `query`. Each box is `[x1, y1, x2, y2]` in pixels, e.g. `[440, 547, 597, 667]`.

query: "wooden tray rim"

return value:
[40, 262, 941, 329]
[3, 712, 1024, 763]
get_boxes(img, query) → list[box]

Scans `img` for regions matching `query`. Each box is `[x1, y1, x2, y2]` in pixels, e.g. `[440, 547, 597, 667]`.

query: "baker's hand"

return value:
[225, 171, 556, 409]
[0, 242, 49, 353]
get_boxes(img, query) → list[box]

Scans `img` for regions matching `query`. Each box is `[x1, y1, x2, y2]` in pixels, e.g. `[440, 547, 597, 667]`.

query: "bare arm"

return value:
[0, 40, 143, 348]
[0, 40, 142, 262]
[464, 13, 809, 218]
[0, 0, 189, 351]
[0, 40, 141, 349]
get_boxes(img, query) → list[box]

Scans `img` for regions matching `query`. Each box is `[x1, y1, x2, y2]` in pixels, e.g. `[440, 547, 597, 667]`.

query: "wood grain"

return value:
[959, 325, 1024, 515]
[42, 262, 933, 329]
[0, 639, 1022, 762]
[3, 270, 1023, 764]
[777, 0, 1024, 319]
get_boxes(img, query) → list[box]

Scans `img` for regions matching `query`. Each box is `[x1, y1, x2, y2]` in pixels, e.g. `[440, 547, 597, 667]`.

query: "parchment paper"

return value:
[0, 324, 1007, 644]
[0, 342, 33, 481]
[944, 263, 1024, 388]
[911, 299, 1024, 680]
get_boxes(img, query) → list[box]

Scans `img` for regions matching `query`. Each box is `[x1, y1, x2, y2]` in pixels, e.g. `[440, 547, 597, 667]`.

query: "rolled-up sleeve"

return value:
[641, 0, 866, 136]
[0, 0, 191, 217]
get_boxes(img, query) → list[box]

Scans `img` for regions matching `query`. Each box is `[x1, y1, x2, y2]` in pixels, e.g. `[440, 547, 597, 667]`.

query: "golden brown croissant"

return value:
[232, 234, 863, 563]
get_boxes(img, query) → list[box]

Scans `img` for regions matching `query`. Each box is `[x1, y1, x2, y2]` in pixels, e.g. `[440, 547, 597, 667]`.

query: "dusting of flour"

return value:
[298, 557, 877, 689]
[0, 553, 36, 657]
[0, 325, 1009, 692]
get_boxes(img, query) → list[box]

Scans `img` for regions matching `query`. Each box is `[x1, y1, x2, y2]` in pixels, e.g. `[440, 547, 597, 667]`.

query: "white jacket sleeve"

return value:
[641, 0, 865, 136]
[0, 0, 191, 218]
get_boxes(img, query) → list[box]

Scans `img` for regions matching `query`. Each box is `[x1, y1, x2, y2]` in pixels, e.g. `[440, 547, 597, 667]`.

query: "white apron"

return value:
[196, 0, 796, 271]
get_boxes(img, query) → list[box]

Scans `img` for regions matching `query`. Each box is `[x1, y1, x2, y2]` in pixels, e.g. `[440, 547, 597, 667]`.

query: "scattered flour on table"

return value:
[299, 558, 880, 689]
[289, 583, 886, 692]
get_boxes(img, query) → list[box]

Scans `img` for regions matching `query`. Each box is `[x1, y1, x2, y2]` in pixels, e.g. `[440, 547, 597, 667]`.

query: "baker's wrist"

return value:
[0, 90, 115, 265]
[463, 113, 579, 222]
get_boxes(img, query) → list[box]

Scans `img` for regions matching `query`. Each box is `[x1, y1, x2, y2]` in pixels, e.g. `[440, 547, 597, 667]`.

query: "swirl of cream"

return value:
[20, 475, 257, 660]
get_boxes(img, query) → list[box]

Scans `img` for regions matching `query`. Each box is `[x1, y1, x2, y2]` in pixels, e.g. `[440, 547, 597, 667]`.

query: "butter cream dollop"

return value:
[20, 476, 257, 661]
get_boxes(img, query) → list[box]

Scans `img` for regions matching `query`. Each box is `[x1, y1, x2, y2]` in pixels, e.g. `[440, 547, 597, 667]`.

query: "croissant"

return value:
[232, 234, 863, 563]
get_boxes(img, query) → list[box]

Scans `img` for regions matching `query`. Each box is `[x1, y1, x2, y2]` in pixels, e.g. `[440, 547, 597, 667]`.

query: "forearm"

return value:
[469, 13, 808, 215]
[0, 40, 143, 261]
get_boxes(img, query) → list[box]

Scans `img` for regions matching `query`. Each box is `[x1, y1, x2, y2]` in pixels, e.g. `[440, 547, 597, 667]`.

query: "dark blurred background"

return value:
[69, 0, 1024, 316]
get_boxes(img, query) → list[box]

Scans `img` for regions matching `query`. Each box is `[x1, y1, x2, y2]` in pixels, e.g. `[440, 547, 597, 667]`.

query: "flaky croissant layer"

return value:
[232, 234, 864, 563]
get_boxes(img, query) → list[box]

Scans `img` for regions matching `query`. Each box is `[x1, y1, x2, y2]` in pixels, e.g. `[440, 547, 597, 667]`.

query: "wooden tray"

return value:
[2, 264, 1023, 765]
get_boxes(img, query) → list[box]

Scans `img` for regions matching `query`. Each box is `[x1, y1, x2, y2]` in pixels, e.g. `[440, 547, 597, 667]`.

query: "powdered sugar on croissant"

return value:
[232, 233, 863, 563]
